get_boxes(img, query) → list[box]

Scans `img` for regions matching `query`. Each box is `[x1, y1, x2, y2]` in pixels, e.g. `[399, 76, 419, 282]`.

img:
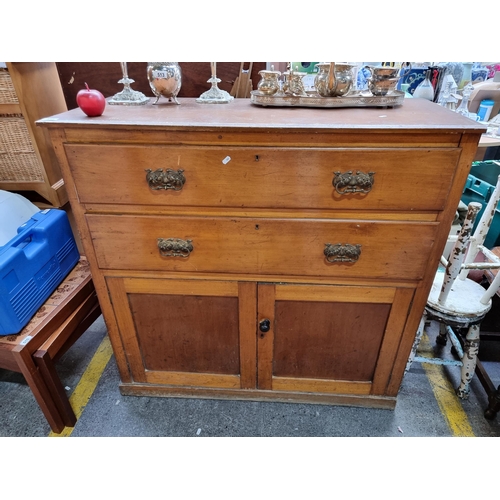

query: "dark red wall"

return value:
[56, 63, 265, 109]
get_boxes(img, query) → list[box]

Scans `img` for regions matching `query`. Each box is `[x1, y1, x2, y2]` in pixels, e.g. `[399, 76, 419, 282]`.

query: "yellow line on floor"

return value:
[49, 334, 113, 437]
[420, 331, 475, 437]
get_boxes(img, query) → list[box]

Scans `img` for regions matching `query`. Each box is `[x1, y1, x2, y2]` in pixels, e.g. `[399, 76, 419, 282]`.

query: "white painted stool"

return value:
[406, 175, 500, 399]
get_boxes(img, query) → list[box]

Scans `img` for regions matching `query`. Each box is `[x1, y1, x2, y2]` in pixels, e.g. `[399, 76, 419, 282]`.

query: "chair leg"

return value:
[484, 386, 500, 420]
[456, 323, 480, 399]
[405, 312, 427, 374]
[436, 323, 448, 346]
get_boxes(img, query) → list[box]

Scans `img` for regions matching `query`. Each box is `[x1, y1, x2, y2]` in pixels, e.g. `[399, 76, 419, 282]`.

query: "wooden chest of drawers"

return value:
[39, 98, 484, 408]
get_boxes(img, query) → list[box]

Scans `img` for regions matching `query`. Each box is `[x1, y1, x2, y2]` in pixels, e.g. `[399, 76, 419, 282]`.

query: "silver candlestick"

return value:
[109, 62, 149, 105]
[196, 62, 234, 104]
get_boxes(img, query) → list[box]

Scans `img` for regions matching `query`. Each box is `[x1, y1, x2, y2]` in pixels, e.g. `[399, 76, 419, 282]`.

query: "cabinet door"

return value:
[106, 277, 257, 390]
[257, 283, 414, 396]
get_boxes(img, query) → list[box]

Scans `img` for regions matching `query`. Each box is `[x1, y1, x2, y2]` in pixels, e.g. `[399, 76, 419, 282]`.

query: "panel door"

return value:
[256, 283, 415, 396]
[106, 277, 257, 390]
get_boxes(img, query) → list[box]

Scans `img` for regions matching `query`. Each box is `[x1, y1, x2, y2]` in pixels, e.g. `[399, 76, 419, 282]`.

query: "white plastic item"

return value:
[0, 190, 40, 246]
[413, 70, 435, 101]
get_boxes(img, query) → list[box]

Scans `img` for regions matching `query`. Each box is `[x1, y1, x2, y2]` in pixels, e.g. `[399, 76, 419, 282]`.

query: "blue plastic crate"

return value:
[461, 174, 500, 249]
[469, 160, 500, 187]
[0, 209, 79, 335]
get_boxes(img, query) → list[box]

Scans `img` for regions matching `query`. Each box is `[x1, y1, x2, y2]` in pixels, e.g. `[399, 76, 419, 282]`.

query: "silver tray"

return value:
[250, 90, 405, 108]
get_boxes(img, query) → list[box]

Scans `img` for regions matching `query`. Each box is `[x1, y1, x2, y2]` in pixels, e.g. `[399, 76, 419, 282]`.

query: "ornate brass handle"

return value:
[145, 168, 185, 191]
[157, 238, 193, 258]
[332, 170, 375, 194]
[324, 243, 361, 263]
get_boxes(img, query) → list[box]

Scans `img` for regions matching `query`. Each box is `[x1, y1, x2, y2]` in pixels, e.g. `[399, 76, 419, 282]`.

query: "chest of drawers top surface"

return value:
[38, 97, 485, 134]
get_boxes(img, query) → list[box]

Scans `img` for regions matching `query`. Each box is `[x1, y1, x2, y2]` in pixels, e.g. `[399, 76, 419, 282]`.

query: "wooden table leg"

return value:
[32, 296, 101, 427]
[33, 350, 77, 428]
[11, 348, 65, 433]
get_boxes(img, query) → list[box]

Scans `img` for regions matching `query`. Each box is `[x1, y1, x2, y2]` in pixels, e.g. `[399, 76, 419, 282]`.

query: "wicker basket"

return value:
[0, 69, 19, 105]
[0, 116, 44, 182]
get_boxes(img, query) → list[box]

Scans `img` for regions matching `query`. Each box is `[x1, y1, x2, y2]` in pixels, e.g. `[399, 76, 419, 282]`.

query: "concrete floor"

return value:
[1, 315, 500, 438]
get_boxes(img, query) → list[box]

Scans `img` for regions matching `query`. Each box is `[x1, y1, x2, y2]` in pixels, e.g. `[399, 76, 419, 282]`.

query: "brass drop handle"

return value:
[332, 170, 375, 194]
[324, 243, 361, 263]
[145, 168, 185, 191]
[157, 238, 193, 258]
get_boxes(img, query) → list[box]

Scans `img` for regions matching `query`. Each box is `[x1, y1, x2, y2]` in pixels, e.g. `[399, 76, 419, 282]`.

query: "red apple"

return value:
[76, 82, 106, 117]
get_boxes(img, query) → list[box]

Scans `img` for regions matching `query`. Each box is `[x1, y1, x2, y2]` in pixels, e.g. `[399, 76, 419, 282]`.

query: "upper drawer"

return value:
[87, 214, 438, 281]
[65, 144, 460, 212]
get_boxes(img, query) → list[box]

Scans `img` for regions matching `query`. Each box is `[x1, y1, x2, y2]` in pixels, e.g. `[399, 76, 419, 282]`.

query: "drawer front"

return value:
[67, 144, 460, 211]
[87, 214, 438, 280]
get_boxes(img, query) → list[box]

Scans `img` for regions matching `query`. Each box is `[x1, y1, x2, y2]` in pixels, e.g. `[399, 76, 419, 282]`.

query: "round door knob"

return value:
[259, 319, 271, 333]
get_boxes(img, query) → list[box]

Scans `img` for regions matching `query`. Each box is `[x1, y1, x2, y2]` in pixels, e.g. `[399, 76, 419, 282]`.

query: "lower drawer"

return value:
[87, 214, 438, 280]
